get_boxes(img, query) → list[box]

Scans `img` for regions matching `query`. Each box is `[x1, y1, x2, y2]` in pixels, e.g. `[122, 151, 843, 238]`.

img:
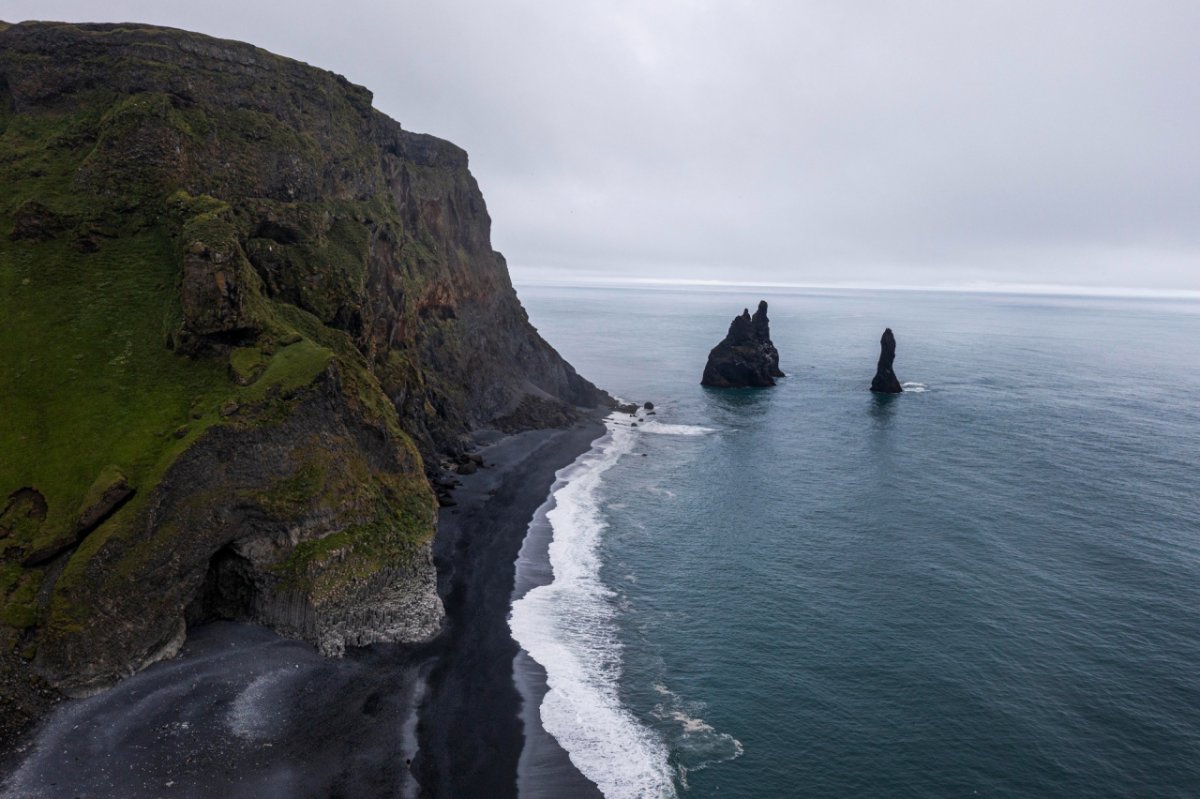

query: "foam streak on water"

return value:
[510, 420, 676, 799]
[636, 421, 717, 436]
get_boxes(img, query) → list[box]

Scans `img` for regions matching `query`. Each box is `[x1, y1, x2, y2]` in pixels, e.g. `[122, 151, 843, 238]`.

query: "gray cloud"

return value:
[6, 1, 1198, 290]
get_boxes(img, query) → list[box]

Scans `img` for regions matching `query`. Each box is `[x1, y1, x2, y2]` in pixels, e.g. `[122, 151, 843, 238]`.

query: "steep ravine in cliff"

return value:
[0, 20, 608, 746]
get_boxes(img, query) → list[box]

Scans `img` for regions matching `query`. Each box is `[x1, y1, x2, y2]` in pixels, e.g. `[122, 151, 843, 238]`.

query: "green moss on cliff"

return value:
[276, 479, 434, 602]
[0, 81, 422, 650]
[167, 190, 228, 221]
[78, 466, 128, 517]
[248, 432, 373, 521]
[0, 565, 41, 629]
[0, 228, 221, 549]
[2, 105, 102, 218]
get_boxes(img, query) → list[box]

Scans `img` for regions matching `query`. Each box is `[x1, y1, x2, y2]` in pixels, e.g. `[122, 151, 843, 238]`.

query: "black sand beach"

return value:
[0, 621, 425, 798]
[1, 419, 605, 799]
[414, 420, 606, 798]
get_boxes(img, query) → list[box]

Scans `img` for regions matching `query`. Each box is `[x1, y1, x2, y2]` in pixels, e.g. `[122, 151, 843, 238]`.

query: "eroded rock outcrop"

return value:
[870, 328, 903, 394]
[701, 300, 784, 387]
[0, 20, 607, 739]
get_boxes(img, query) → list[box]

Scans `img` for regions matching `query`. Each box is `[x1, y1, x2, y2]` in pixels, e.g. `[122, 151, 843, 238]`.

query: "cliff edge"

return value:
[0, 20, 607, 744]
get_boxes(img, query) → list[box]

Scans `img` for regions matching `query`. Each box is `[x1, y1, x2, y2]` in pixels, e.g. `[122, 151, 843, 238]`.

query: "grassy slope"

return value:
[0, 85, 431, 647]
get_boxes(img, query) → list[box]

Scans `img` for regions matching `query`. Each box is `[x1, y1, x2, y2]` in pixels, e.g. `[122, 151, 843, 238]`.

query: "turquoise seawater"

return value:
[515, 285, 1200, 798]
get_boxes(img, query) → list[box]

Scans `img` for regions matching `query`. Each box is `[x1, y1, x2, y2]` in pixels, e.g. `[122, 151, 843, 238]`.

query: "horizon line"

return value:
[510, 275, 1200, 300]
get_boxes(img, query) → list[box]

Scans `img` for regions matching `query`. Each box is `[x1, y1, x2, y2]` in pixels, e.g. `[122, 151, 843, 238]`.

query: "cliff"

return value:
[701, 300, 784, 387]
[0, 21, 607, 742]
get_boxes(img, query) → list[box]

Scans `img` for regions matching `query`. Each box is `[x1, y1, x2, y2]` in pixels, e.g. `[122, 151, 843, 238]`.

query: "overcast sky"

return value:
[6, 1, 1198, 291]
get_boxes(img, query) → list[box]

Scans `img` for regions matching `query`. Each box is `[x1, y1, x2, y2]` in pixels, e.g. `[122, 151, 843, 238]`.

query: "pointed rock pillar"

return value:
[870, 328, 903, 393]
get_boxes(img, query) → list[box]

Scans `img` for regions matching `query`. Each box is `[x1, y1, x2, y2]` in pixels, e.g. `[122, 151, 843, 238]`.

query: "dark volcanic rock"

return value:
[870, 328, 904, 394]
[492, 394, 582, 433]
[701, 300, 784, 387]
[74, 467, 135, 537]
[0, 651, 61, 752]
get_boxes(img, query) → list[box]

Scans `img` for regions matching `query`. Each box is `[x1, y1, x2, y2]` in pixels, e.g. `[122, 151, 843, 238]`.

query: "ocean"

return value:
[510, 285, 1200, 798]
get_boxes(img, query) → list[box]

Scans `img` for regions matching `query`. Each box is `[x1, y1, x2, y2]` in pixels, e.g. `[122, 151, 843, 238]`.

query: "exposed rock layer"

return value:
[870, 328, 904, 393]
[0, 20, 607, 739]
[701, 300, 785, 387]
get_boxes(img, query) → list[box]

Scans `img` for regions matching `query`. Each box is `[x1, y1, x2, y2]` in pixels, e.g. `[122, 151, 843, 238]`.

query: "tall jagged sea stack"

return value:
[701, 300, 784, 387]
[870, 328, 904, 393]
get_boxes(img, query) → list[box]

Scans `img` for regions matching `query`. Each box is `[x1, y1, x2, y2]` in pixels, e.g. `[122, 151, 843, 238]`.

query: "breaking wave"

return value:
[637, 420, 717, 436]
[509, 420, 677, 799]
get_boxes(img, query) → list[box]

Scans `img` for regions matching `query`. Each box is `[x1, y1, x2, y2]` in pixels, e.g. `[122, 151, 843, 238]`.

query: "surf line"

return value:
[509, 416, 676, 799]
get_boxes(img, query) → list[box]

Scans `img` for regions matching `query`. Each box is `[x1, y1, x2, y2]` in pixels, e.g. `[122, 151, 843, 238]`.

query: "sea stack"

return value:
[701, 300, 784, 387]
[870, 328, 904, 393]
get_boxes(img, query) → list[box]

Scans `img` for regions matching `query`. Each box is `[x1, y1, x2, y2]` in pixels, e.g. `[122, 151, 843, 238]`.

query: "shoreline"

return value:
[413, 416, 606, 797]
[511, 471, 606, 799]
[0, 416, 607, 798]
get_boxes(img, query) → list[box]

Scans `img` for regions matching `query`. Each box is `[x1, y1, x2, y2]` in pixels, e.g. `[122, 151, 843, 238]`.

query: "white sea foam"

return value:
[902, 381, 929, 393]
[657, 676, 739, 753]
[651, 682, 744, 782]
[510, 420, 677, 799]
[637, 420, 717, 436]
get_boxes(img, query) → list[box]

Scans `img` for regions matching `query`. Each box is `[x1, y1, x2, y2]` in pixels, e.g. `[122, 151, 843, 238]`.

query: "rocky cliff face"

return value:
[0, 20, 606, 738]
[701, 300, 785, 387]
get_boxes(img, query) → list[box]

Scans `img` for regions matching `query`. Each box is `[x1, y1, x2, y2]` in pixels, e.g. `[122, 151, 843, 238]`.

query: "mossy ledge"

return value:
[0, 20, 608, 743]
